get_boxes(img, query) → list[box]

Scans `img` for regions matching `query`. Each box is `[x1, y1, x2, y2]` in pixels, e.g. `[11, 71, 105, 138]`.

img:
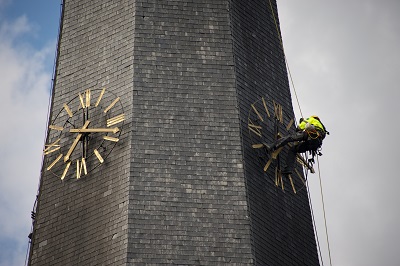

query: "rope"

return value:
[267, 2, 333, 265]
[316, 156, 333, 266]
[267, 0, 303, 118]
[305, 169, 324, 266]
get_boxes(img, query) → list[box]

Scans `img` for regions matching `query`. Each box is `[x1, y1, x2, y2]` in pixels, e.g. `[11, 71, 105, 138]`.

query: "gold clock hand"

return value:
[69, 127, 120, 134]
[64, 120, 91, 162]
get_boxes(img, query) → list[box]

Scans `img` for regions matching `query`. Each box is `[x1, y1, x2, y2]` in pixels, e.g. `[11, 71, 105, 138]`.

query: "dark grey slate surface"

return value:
[29, 0, 319, 265]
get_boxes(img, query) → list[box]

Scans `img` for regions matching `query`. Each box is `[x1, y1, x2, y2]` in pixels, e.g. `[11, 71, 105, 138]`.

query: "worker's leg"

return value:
[274, 131, 307, 150]
[281, 142, 306, 175]
[282, 139, 321, 175]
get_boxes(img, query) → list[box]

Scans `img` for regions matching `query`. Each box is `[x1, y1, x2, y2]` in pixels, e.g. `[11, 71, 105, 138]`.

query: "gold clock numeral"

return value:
[46, 154, 63, 171]
[248, 120, 262, 137]
[103, 136, 119, 142]
[286, 118, 294, 131]
[76, 158, 87, 179]
[104, 97, 120, 113]
[76, 160, 81, 179]
[275, 169, 284, 190]
[262, 97, 270, 118]
[95, 88, 106, 107]
[45, 138, 61, 147]
[251, 103, 264, 122]
[94, 149, 104, 163]
[79, 89, 91, 109]
[61, 161, 71, 180]
[63, 103, 73, 118]
[85, 89, 91, 107]
[49, 125, 63, 131]
[107, 114, 125, 127]
[79, 93, 86, 109]
[252, 143, 264, 149]
[288, 174, 296, 194]
[44, 146, 61, 155]
[81, 158, 87, 175]
[280, 174, 284, 190]
[44, 138, 61, 155]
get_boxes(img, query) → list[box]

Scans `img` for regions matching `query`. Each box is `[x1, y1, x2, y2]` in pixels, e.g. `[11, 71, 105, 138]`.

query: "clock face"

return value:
[43, 88, 124, 180]
[247, 96, 307, 193]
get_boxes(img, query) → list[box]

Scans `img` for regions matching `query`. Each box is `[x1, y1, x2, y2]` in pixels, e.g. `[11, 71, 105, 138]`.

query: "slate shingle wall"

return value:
[29, 0, 133, 265]
[30, 0, 319, 265]
[128, 1, 252, 264]
[230, 0, 320, 265]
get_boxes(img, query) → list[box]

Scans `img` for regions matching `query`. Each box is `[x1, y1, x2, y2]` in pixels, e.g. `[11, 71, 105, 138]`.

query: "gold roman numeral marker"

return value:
[79, 93, 85, 109]
[44, 146, 60, 155]
[61, 161, 71, 180]
[63, 103, 73, 118]
[47, 154, 63, 171]
[49, 125, 63, 131]
[248, 120, 262, 137]
[286, 118, 294, 131]
[85, 89, 91, 108]
[107, 114, 125, 127]
[44, 138, 61, 155]
[77, 160, 81, 179]
[76, 158, 87, 179]
[251, 103, 264, 122]
[103, 136, 119, 142]
[95, 88, 106, 107]
[262, 97, 270, 118]
[288, 174, 296, 194]
[81, 158, 87, 175]
[104, 97, 120, 113]
[252, 143, 264, 149]
[94, 149, 104, 163]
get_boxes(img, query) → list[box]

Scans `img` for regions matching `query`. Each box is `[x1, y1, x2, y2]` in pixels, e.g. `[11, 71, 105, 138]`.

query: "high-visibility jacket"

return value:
[298, 116, 326, 132]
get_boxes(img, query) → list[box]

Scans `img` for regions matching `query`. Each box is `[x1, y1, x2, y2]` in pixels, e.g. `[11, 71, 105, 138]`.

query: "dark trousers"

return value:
[275, 131, 322, 174]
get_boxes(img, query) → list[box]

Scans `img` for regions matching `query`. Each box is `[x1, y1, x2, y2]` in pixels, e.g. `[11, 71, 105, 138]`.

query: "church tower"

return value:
[29, 0, 320, 265]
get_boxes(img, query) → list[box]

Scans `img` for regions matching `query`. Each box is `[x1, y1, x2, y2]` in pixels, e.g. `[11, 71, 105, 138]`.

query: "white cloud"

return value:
[0, 15, 31, 42]
[0, 15, 53, 266]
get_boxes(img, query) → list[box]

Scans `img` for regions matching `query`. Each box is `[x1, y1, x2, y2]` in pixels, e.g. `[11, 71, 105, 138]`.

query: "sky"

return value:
[0, 0, 61, 265]
[0, 0, 399, 266]
[278, 1, 400, 266]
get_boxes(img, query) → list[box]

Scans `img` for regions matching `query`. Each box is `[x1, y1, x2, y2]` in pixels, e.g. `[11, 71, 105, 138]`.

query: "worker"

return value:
[267, 115, 328, 175]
